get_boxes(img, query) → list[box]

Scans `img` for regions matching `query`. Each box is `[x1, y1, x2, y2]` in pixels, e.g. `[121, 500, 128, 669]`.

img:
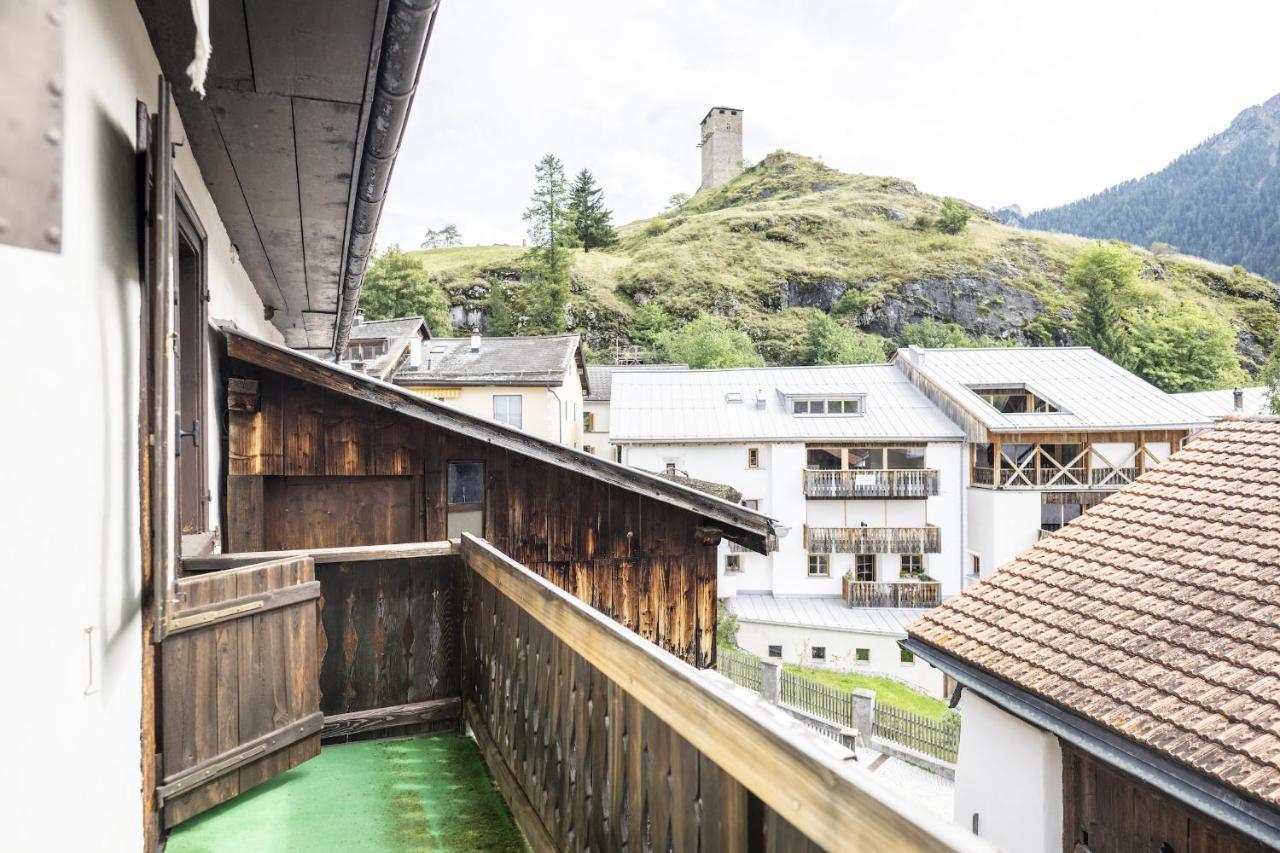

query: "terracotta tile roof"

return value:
[909, 418, 1280, 807]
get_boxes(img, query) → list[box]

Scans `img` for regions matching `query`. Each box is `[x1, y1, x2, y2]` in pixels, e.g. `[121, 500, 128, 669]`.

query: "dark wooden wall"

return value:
[316, 557, 461, 741]
[1061, 742, 1264, 853]
[224, 367, 720, 667]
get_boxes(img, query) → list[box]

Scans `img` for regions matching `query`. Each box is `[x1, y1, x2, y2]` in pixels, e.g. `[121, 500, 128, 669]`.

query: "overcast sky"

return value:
[377, 0, 1280, 249]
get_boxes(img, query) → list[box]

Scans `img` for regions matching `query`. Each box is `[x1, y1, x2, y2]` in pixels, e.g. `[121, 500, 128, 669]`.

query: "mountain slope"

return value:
[407, 152, 1279, 376]
[1025, 93, 1280, 283]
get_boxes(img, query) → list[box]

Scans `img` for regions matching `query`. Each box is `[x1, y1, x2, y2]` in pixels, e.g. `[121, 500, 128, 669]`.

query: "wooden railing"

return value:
[460, 534, 986, 853]
[805, 525, 941, 554]
[874, 705, 960, 764]
[803, 468, 940, 499]
[843, 579, 942, 609]
[718, 646, 764, 691]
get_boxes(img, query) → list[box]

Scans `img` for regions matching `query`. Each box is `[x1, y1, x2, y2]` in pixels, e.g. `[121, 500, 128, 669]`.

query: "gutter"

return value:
[332, 0, 440, 358]
[901, 638, 1280, 849]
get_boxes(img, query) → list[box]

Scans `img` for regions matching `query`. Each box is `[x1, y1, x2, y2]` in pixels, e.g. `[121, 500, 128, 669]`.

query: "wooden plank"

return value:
[184, 540, 456, 571]
[322, 393, 373, 476]
[460, 535, 985, 853]
[283, 381, 324, 476]
[321, 697, 461, 740]
[158, 711, 324, 802]
[293, 97, 361, 313]
[262, 476, 415, 550]
[244, 0, 378, 102]
[167, 580, 321, 635]
[225, 476, 265, 552]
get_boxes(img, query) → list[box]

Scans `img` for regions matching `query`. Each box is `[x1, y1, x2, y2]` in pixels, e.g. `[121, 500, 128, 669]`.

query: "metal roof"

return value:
[895, 346, 1214, 432]
[1174, 387, 1271, 419]
[730, 595, 927, 637]
[610, 365, 965, 443]
[584, 363, 689, 401]
[393, 334, 582, 387]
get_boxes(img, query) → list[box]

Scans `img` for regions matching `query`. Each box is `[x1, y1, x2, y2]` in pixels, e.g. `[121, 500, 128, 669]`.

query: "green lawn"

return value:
[783, 665, 953, 721]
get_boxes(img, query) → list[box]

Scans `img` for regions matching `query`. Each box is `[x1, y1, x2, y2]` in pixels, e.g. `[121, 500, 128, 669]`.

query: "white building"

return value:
[610, 365, 965, 694]
[583, 363, 688, 459]
[894, 346, 1213, 582]
[0, 1, 435, 848]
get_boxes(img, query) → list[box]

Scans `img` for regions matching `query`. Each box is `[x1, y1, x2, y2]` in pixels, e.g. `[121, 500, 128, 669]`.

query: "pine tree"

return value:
[522, 155, 573, 333]
[1262, 346, 1280, 415]
[1068, 245, 1140, 365]
[566, 168, 617, 252]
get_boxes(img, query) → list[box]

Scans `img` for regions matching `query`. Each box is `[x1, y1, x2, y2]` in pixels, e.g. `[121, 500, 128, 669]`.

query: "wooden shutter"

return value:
[158, 556, 322, 828]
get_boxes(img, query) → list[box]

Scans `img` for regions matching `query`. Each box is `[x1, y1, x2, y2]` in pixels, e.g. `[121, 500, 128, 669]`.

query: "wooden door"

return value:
[158, 556, 322, 828]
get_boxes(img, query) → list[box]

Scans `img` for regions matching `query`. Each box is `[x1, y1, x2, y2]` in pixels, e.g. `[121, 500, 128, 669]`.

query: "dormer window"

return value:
[343, 339, 387, 361]
[790, 397, 863, 416]
[966, 383, 1061, 414]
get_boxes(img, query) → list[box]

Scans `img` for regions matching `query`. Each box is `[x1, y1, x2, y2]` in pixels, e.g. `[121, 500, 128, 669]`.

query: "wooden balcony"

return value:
[804, 468, 940, 499]
[972, 465, 1141, 489]
[805, 524, 941, 554]
[842, 577, 942, 608]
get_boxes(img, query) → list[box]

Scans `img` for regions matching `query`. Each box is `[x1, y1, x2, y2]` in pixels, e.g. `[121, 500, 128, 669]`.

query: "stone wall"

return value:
[701, 107, 744, 191]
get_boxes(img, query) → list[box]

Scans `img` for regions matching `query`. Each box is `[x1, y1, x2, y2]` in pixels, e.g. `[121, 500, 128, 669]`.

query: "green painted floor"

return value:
[166, 735, 527, 853]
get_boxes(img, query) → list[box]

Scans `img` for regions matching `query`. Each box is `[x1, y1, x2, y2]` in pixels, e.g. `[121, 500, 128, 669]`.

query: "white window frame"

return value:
[724, 554, 742, 574]
[807, 553, 830, 577]
[492, 394, 523, 429]
[746, 447, 761, 469]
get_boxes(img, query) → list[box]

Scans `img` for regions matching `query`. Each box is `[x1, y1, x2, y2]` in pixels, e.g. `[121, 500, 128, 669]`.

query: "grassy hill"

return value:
[406, 152, 1278, 375]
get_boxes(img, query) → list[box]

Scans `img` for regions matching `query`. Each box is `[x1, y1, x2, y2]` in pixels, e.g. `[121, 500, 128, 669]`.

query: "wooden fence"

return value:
[717, 645, 763, 691]
[781, 670, 854, 727]
[843, 579, 942, 609]
[874, 705, 961, 764]
[460, 534, 985, 853]
[803, 469, 940, 499]
[805, 525, 942, 554]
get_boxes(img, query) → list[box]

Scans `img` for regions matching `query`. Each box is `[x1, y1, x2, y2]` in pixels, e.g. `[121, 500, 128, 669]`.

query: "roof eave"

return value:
[902, 638, 1280, 849]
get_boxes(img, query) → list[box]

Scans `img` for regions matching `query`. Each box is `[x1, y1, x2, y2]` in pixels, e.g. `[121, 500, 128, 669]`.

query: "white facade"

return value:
[0, 1, 282, 849]
[952, 687, 1063, 851]
[583, 398, 613, 458]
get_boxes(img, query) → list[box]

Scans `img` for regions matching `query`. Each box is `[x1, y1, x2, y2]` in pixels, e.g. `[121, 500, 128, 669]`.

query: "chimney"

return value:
[470, 334, 482, 353]
[1233, 388, 1244, 413]
[755, 388, 766, 410]
[354, 312, 365, 328]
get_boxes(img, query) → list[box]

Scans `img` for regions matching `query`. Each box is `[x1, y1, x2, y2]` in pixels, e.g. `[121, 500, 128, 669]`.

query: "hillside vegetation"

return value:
[399, 152, 1278, 386]
[1025, 93, 1280, 286]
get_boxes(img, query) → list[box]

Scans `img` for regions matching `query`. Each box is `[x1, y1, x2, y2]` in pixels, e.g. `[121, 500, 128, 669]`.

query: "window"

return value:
[792, 397, 863, 416]
[741, 498, 760, 511]
[447, 461, 485, 538]
[767, 645, 782, 658]
[855, 554, 876, 582]
[584, 445, 595, 455]
[175, 190, 208, 535]
[900, 554, 924, 578]
[885, 447, 926, 470]
[967, 384, 1060, 414]
[613, 446, 623, 463]
[806, 448, 843, 470]
[971, 553, 981, 578]
[807, 553, 830, 577]
[343, 339, 387, 361]
[746, 447, 761, 468]
[583, 412, 596, 432]
[855, 648, 870, 663]
[492, 394, 523, 429]
[900, 648, 915, 664]
[811, 646, 826, 661]
[724, 554, 742, 574]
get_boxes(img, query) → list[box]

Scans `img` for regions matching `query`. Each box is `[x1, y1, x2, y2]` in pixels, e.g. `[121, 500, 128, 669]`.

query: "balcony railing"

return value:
[460, 534, 986, 852]
[803, 468, 940, 499]
[842, 577, 942, 608]
[972, 466, 1142, 488]
[805, 524, 941, 554]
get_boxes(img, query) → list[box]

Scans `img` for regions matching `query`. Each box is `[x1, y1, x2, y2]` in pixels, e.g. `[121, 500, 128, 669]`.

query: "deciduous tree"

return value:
[357, 245, 451, 335]
[657, 315, 763, 369]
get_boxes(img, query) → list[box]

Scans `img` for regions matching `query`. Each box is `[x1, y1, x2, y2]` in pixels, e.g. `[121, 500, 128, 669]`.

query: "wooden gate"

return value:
[158, 556, 322, 828]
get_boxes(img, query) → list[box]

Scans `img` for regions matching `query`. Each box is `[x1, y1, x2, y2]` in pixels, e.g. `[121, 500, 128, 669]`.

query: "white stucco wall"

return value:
[406, 380, 584, 447]
[583, 399, 611, 457]
[965, 486, 1042, 580]
[953, 691, 1063, 852]
[0, 2, 280, 848]
[735, 621, 946, 696]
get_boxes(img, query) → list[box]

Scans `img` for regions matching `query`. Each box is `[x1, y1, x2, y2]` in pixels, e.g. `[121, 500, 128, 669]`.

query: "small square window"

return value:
[900, 649, 915, 665]
[855, 554, 876, 582]
[747, 447, 761, 468]
[767, 645, 782, 658]
[811, 646, 826, 661]
[807, 553, 830, 577]
[584, 445, 595, 455]
[742, 498, 760, 511]
[793, 400, 809, 414]
[855, 648, 870, 663]
[447, 462, 484, 507]
[724, 554, 742, 574]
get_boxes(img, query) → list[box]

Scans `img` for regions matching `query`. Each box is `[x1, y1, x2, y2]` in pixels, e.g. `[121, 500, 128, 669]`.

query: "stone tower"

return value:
[699, 106, 743, 192]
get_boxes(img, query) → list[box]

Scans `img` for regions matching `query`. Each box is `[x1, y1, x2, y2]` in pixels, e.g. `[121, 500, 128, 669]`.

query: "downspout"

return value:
[549, 385, 565, 445]
[332, 0, 440, 358]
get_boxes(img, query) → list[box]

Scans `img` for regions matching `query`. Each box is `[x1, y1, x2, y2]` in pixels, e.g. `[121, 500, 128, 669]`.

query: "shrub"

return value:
[936, 198, 971, 234]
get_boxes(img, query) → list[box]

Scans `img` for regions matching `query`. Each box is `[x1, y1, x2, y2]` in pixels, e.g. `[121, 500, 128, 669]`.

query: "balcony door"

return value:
[175, 191, 208, 535]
